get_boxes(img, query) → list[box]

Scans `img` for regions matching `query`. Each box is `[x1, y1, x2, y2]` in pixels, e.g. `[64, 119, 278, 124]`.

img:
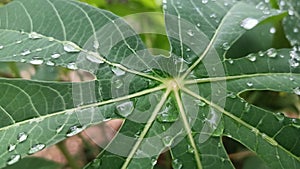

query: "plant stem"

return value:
[57, 141, 80, 169]
[8, 62, 21, 78]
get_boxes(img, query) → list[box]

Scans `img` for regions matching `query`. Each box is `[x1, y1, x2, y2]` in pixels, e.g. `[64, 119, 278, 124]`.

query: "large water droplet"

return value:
[63, 41, 81, 53]
[7, 144, 16, 152]
[172, 159, 183, 169]
[28, 32, 43, 39]
[116, 101, 134, 117]
[28, 143, 46, 154]
[266, 48, 277, 58]
[187, 29, 194, 36]
[66, 125, 85, 137]
[240, 18, 259, 30]
[293, 87, 300, 95]
[21, 50, 31, 56]
[222, 42, 230, 51]
[17, 132, 28, 143]
[67, 62, 78, 70]
[113, 79, 123, 89]
[247, 54, 256, 62]
[162, 136, 172, 147]
[29, 57, 44, 65]
[7, 154, 21, 165]
[86, 52, 104, 64]
[51, 53, 61, 59]
[111, 67, 126, 76]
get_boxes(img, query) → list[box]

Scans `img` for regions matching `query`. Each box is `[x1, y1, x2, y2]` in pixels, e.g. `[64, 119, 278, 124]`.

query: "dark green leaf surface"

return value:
[0, 0, 299, 169]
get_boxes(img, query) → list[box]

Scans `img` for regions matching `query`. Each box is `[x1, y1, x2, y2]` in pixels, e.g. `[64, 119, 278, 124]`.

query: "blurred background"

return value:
[0, 0, 299, 169]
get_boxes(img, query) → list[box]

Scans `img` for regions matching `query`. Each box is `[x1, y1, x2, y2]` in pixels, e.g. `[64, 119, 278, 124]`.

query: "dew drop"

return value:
[17, 132, 28, 143]
[275, 112, 285, 122]
[35, 48, 42, 52]
[63, 41, 81, 53]
[227, 59, 234, 64]
[194, 99, 206, 107]
[187, 29, 194, 36]
[246, 82, 253, 87]
[29, 58, 44, 65]
[288, 9, 294, 16]
[7, 154, 21, 166]
[28, 32, 43, 39]
[266, 48, 277, 58]
[293, 87, 300, 95]
[67, 62, 78, 70]
[16, 40, 22, 44]
[116, 101, 134, 117]
[46, 61, 55, 66]
[227, 92, 236, 99]
[21, 49, 31, 56]
[0, 45, 3, 49]
[289, 59, 299, 68]
[162, 136, 172, 147]
[202, 0, 208, 4]
[293, 28, 299, 33]
[113, 79, 123, 88]
[66, 125, 85, 137]
[111, 67, 126, 76]
[172, 159, 183, 169]
[7, 144, 16, 152]
[151, 158, 157, 166]
[240, 18, 259, 30]
[222, 42, 230, 51]
[187, 144, 195, 153]
[28, 143, 46, 154]
[51, 53, 61, 59]
[247, 54, 256, 62]
[196, 23, 201, 27]
[269, 27, 276, 34]
[157, 105, 178, 122]
[86, 52, 104, 64]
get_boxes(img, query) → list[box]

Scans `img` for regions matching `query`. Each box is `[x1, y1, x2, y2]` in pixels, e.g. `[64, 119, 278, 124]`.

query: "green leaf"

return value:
[279, 0, 300, 46]
[0, 0, 299, 169]
[4, 157, 62, 169]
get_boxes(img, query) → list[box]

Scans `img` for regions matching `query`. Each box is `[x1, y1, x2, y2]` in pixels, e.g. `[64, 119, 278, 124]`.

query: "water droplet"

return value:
[210, 13, 217, 19]
[187, 29, 194, 36]
[186, 48, 191, 52]
[35, 48, 42, 52]
[266, 48, 277, 58]
[66, 125, 85, 137]
[113, 79, 123, 88]
[29, 58, 44, 65]
[116, 101, 134, 117]
[288, 9, 294, 16]
[111, 67, 126, 76]
[276, 155, 280, 159]
[293, 87, 300, 95]
[16, 40, 22, 44]
[244, 103, 251, 112]
[7, 144, 16, 152]
[227, 92, 236, 99]
[63, 41, 81, 53]
[293, 28, 299, 33]
[56, 125, 65, 134]
[269, 27, 276, 34]
[227, 59, 234, 64]
[46, 61, 55, 66]
[247, 54, 256, 62]
[93, 40, 99, 49]
[17, 132, 28, 143]
[7, 154, 21, 165]
[151, 158, 157, 166]
[196, 23, 201, 27]
[21, 49, 31, 56]
[246, 82, 253, 87]
[51, 53, 61, 59]
[275, 112, 285, 122]
[86, 52, 104, 64]
[202, 0, 208, 4]
[289, 59, 299, 68]
[0, 45, 3, 49]
[187, 144, 194, 153]
[240, 18, 259, 30]
[162, 136, 172, 147]
[194, 99, 206, 107]
[222, 42, 230, 51]
[221, 157, 225, 162]
[258, 51, 265, 57]
[172, 159, 183, 169]
[67, 62, 78, 70]
[28, 32, 43, 39]
[28, 143, 45, 154]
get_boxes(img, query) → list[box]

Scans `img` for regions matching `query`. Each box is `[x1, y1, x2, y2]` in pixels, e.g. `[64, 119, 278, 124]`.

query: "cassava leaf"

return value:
[0, 0, 299, 169]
